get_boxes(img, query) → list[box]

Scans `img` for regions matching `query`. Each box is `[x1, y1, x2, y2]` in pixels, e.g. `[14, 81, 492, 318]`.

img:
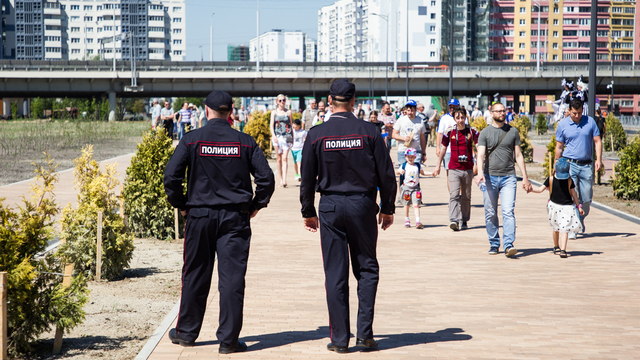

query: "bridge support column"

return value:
[24, 98, 30, 118]
[299, 97, 305, 111]
[16, 98, 25, 117]
[2, 98, 11, 117]
[108, 91, 116, 122]
[513, 95, 521, 115]
[529, 95, 536, 116]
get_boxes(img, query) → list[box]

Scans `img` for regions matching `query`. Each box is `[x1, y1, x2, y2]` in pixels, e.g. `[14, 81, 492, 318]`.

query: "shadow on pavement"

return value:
[515, 248, 553, 258]
[579, 232, 636, 239]
[198, 327, 329, 351]
[370, 327, 472, 351]
[567, 250, 603, 257]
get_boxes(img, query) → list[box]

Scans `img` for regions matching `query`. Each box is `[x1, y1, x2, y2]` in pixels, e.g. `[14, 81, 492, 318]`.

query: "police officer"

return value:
[164, 90, 275, 354]
[300, 79, 396, 353]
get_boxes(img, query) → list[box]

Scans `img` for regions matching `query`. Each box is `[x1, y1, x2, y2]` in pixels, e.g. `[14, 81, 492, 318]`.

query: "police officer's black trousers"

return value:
[176, 206, 251, 345]
[318, 193, 380, 347]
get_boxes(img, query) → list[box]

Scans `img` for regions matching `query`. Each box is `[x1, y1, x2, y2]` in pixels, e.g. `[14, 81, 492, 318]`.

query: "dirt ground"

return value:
[0, 137, 142, 186]
[20, 237, 183, 360]
[526, 162, 640, 218]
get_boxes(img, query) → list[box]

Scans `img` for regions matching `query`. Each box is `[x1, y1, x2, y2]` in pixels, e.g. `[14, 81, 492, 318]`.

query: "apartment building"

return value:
[2, 0, 185, 61]
[488, 0, 639, 63]
[249, 29, 316, 62]
[441, 0, 489, 62]
[317, 0, 444, 63]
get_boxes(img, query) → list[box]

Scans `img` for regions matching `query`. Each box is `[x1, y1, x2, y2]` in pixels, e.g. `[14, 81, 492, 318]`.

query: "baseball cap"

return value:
[448, 99, 460, 106]
[203, 90, 233, 111]
[404, 148, 417, 156]
[188, 103, 194, 108]
[554, 158, 570, 180]
[405, 99, 417, 107]
[329, 79, 356, 101]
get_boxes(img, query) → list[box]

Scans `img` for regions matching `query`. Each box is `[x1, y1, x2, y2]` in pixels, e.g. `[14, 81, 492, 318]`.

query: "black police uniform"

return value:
[300, 111, 396, 348]
[164, 117, 275, 346]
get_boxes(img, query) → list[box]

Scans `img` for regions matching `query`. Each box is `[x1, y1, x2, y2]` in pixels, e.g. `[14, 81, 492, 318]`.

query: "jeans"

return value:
[178, 122, 189, 140]
[482, 174, 517, 249]
[569, 162, 593, 228]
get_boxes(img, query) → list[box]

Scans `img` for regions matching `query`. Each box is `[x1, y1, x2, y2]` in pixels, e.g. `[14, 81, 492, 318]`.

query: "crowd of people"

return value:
[162, 80, 605, 354]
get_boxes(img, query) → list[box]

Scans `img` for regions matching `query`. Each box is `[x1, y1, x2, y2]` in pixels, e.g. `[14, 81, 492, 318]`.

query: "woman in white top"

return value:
[269, 94, 293, 187]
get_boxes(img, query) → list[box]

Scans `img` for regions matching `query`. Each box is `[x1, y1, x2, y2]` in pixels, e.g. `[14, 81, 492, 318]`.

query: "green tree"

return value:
[58, 145, 135, 280]
[123, 129, 181, 240]
[612, 135, 640, 200]
[535, 113, 548, 134]
[0, 154, 88, 354]
[245, 111, 272, 157]
[510, 116, 533, 163]
[30, 97, 46, 119]
[10, 101, 17, 119]
[543, 136, 556, 178]
[602, 114, 627, 152]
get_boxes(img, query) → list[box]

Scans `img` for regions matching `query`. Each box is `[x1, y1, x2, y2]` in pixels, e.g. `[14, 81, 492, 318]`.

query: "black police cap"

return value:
[329, 79, 356, 101]
[204, 90, 233, 111]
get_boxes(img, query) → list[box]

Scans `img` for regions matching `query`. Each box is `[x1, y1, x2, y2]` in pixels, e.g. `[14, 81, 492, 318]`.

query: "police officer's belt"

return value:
[321, 191, 375, 197]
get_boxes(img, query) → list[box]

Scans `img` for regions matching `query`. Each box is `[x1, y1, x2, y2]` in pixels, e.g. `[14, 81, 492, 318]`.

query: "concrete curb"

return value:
[529, 179, 640, 226]
[134, 300, 180, 360]
[0, 152, 134, 188]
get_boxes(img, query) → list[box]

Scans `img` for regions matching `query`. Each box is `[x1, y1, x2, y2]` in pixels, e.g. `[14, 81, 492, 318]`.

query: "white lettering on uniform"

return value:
[199, 143, 241, 157]
[323, 137, 364, 151]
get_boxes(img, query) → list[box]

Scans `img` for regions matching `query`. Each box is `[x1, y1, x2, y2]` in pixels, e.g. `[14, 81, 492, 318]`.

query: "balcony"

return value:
[149, 42, 165, 49]
[44, 18, 61, 26]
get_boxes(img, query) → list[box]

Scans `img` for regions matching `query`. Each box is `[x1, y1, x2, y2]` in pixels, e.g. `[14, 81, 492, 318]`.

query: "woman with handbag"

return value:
[432, 107, 479, 231]
[270, 94, 294, 187]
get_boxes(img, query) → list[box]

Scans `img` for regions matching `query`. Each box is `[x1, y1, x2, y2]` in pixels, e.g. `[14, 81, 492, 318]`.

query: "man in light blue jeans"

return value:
[475, 102, 532, 257]
[555, 98, 603, 238]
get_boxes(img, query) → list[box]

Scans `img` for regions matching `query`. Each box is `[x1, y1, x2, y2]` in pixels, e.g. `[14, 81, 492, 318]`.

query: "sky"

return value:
[185, 0, 338, 61]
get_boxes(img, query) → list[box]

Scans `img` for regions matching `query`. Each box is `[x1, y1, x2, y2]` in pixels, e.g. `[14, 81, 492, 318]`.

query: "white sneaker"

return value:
[568, 232, 577, 240]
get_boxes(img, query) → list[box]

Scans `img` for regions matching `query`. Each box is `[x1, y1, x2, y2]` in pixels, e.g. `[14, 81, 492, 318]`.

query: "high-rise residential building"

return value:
[2, 0, 185, 61]
[610, 0, 636, 61]
[441, 0, 490, 62]
[487, 0, 639, 63]
[318, 0, 444, 62]
[227, 44, 249, 61]
[249, 29, 316, 62]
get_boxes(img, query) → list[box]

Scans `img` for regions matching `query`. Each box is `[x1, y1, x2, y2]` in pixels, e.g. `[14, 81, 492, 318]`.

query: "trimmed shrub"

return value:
[123, 128, 180, 240]
[0, 154, 88, 354]
[510, 116, 533, 163]
[543, 136, 556, 178]
[612, 135, 640, 200]
[58, 145, 134, 280]
[603, 114, 627, 152]
[245, 111, 272, 157]
[471, 116, 488, 132]
[536, 113, 548, 134]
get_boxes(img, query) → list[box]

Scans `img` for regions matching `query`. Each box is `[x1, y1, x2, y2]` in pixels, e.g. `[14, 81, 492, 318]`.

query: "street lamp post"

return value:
[449, 1, 453, 99]
[405, 0, 409, 102]
[210, 13, 215, 61]
[256, 0, 260, 72]
[533, 1, 541, 73]
[610, 37, 618, 112]
[371, 13, 389, 101]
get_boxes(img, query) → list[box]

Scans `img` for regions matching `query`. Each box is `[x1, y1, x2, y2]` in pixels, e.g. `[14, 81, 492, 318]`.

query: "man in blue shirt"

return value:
[555, 98, 603, 239]
[506, 106, 515, 123]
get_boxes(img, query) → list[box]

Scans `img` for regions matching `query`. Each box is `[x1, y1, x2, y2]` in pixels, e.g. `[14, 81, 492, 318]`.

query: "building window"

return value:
[431, 13, 436, 19]
[430, 39, 436, 44]
[84, 16, 93, 22]
[520, 19, 526, 25]
[553, 54, 558, 60]
[71, 38, 80, 43]
[70, 16, 80, 22]
[553, 43, 558, 49]
[431, 1, 436, 5]
[519, 31, 526, 37]
[173, 28, 182, 34]
[519, 43, 525, 49]
[553, 31, 558, 37]
[430, 26, 436, 31]
[173, 7, 182, 12]
[554, 7, 559, 13]
[173, 50, 182, 55]
[84, 5, 92, 11]
[71, 27, 80, 33]
[418, 6, 427, 15]
[173, 39, 182, 45]
[86, 38, 93, 44]
[173, 18, 182, 23]
[86, 27, 93, 33]
[70, 5, 79, 10]
[430, 51, 435, 57]
[71, 49, 80, 54]
[519, 55, 525, 60]
[519, 7, 526, 13]
[553, 19, 558, 25]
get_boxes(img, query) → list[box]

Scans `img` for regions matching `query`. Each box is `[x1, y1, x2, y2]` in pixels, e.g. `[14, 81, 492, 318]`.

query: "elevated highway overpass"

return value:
[1, 60, 639, 100]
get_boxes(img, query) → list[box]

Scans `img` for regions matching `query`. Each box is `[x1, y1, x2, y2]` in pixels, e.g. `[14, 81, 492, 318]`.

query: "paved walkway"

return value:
[146, 146, 640, 359]
[0, 153, 133, 222]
